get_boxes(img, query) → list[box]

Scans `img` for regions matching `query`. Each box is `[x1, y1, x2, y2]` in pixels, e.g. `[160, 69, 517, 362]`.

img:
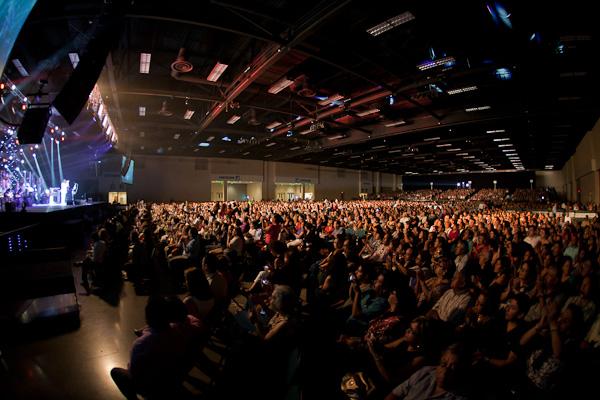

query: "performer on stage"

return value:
[60, 179, 70, 206]
[70, 182, 78, 205]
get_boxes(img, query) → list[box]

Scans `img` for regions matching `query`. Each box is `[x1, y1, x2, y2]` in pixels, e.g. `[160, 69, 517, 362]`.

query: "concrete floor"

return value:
[1, 270, 148, 400]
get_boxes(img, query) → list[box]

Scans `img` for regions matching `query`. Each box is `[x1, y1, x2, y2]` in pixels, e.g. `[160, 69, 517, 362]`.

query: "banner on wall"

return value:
[211, 174, 263, 182]
[276, 177, 314, 184]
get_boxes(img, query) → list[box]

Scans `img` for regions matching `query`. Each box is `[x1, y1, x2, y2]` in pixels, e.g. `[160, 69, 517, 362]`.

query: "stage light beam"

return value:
[57, 140, 64, 183]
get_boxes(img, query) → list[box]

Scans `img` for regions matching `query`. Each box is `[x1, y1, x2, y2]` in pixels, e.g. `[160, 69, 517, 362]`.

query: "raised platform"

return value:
[20, 202, 105, 214]
[0, 202, 110, 258]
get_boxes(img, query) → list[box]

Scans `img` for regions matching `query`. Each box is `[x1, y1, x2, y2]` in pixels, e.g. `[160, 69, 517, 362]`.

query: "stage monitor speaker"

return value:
[17, 105, 51, 144]
[52, 13, 124, 124]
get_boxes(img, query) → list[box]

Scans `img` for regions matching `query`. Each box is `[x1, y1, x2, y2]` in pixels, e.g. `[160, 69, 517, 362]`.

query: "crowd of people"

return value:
[437, 189, 475, 201]
[469, 189, 507, 203]
[79, 197, 600, 399]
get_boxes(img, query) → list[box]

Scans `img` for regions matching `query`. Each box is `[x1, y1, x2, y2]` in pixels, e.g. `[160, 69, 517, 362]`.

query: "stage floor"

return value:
[1, 202, 106, 214]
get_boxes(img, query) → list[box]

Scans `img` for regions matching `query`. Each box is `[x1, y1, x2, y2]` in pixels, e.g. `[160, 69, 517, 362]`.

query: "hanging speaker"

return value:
[52, 12, 124, 124]
[17, 105, 51, 144]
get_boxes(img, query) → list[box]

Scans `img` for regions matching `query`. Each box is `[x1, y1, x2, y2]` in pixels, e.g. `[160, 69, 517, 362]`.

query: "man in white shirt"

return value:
[523, 226, 541, 249]
[428, 273, 472, 325]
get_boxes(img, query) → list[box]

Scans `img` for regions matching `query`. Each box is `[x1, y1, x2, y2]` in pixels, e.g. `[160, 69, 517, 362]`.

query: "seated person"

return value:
[427, 272, 472, 326]
[472, 293, 530, 397]
[385, 343, 468, 400]
[111, 296, 187, 399]
[368, 316, 431, 387]
[345, 268, 389, 336]
[202, 253, 229, 307]
[183, 267, 215, 322]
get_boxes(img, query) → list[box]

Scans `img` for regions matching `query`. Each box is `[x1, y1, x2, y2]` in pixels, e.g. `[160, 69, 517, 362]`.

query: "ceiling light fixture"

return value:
[266, 121, 282, 129]
[198, 142, 210, 147]
[268, 77, 294, 94]
[356, 108, 380, 117]
[436, 143, 452, 147]
[265, 142, 276, 147]
[417, 56, 455, 71]
[447, 86, 478, 95]
[207, 62, 228, 82]
[465, 106, 491, 112]
[184, 110, 195, 119]
[384, 120, 406, 127]
[139, 53, 151, 74]
[206, 136, 215, 142]
[424, 136, 441, 141]
[226, 115, 241, 124]
[327, 134, 345, 140]
[173, 133, 180, 139]
[139, 106, 146, 116]
[290, 146, 301, 150]
[486, 129, 505, 133]
[367, 11, 415, 37]
[493, 137, 510, 141]
[318, 94, 344, 106]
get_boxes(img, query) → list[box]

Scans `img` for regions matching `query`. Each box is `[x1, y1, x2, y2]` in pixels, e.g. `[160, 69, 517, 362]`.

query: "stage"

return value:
[17, 202, 106, 214]
[0, 202, 110, 255]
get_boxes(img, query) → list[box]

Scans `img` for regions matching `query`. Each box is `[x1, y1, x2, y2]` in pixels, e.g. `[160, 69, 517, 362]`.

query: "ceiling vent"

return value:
[290, 75, 316, 97]
[158, 100, 173, 117]
[171, 48, 193, 73]
[246, 108, 261, 126]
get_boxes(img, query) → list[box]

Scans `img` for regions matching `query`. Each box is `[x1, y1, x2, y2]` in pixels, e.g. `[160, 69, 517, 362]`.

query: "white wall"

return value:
[535, 171, 566, 195]
[381, 173, 395, 192]
[561, 117, 600, 203]
[211, 182, 224, 201]
[247, 182, 263, 201]
[128, 155, 211, 202]
[123, 155, 374, 202]
[315, 166, 360, 200]
[227, 183, 247, 201]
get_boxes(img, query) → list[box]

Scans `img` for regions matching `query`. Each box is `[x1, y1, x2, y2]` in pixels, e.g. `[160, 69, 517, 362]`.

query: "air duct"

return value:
[246, 108, 261, 126]
[290, 75, 316, 97]
[170, 48, 193, 73]
[158, 100, 173, 117]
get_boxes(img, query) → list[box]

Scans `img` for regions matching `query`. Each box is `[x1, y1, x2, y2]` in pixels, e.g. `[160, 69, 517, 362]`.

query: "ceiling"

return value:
[5, 0, 599, 174]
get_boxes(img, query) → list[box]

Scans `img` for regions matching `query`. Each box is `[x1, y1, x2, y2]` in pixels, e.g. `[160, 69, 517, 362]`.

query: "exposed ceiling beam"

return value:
[191, 0, 352, 136]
